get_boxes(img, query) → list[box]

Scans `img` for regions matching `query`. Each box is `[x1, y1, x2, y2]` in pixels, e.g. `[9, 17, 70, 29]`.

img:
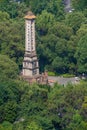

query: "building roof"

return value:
[24, 11, 36, 19]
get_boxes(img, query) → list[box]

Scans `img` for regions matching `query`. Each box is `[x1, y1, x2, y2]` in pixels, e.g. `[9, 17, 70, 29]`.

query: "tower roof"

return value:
[24, 11, 36, 19]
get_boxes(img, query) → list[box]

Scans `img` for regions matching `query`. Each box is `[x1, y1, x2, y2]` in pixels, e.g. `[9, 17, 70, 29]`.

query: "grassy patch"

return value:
[48, 71, 56, 76]
[48, 72, 75, 77]
[62, 73, 75, 78]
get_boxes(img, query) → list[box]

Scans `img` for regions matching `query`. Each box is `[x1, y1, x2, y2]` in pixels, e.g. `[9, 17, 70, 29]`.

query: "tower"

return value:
[22, 11, 39, 77]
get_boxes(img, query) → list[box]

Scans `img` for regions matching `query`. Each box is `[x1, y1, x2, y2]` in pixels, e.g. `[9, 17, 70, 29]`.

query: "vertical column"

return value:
[31, 20, 35, 52]
[23, 12, 39, 77]
[25, 20, 32, 52]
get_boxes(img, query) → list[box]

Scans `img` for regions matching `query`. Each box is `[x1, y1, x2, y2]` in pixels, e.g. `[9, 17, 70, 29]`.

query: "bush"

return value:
[62, 73, 75, 78]
[48, 71, 56, 76]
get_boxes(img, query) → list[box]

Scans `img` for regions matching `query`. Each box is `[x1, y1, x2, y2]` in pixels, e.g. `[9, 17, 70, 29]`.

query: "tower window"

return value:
[32, 62, 37, 68]
[32, 47, 33, 50]
[32, 69, 37, 75]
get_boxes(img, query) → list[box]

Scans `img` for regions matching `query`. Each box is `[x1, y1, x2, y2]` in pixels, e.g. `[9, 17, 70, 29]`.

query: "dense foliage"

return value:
[0, 76, 87, 130]
[0, 0, 87, 129]
[0, 0, 87, 74]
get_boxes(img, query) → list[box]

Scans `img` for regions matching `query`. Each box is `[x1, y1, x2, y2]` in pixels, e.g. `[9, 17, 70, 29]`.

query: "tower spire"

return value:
[22, 11, 39, 77]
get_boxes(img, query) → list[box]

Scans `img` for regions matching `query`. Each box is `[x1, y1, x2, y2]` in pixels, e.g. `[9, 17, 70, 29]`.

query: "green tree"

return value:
[0, 121, 13, 130]
[76, 24, 87, 39]
[13, 122, 24, 130]
[46, 0, 64, 20]
[72, 0, 87, 10]
[26, 121, 42, 130]
[0, 54, 19, 79]
[29, 0, 48, 14]
[36, 10, 55, 36]
[65, 12, 86, 32]
[0, 16, 24, 69]
[52, 56, 68, 73]
[75, 34, 87, 74]
[2, 101, 18, 122]
[47, 83, 87, 129]
[0, 11, 10, 21]
[0, 80, 21, 123]
[81, 96, 87, 119]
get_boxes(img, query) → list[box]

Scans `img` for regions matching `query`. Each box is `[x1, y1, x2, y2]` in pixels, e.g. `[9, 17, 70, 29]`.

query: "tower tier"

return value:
[22, 11, 39, 77]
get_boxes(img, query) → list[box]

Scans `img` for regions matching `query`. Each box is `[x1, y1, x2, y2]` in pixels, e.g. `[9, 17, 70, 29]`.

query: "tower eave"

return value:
[24, 11, 36, 19]
[24, 15, 36, 19]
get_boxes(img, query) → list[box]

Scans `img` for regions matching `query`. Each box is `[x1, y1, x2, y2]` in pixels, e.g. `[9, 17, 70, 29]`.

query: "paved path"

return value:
[64, 0, 72, 12]
[48, 76, 79, 86]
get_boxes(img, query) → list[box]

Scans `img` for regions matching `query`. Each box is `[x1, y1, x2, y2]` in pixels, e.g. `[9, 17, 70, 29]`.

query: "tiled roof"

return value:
[24, 11, 36, 19]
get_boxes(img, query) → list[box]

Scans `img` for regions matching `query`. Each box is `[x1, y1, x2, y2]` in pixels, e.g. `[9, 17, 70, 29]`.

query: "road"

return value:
[48, 76, 79, 86]
[64, 0, 72, 12]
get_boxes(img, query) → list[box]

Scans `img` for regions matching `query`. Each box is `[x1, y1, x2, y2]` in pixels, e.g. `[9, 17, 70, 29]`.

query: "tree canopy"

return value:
[0, 0, 87, 129]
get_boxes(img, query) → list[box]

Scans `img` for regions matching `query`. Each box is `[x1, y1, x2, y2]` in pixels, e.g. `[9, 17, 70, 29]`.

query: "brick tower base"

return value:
[21, 71, 48, 85]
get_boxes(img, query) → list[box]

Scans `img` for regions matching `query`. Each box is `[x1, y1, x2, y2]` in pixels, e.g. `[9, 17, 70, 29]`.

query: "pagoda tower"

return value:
[22, 11, 39, 77]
